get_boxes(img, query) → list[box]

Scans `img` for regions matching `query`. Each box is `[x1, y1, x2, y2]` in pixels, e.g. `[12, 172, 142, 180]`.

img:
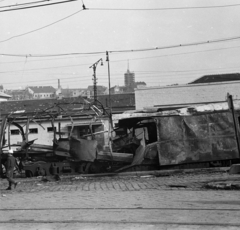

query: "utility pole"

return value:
[106, 51, 113, 128]
[0, 116, 8, 177]
[89, 58, 103, 103]
[227, 93, 240, 157]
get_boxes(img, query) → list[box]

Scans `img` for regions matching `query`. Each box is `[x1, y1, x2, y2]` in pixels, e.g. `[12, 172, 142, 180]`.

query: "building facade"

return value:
[124, 69, 135, 88]
[135, 80, 240, 110]
[0, 92, 11, 101]
[27, 86, 56, 99]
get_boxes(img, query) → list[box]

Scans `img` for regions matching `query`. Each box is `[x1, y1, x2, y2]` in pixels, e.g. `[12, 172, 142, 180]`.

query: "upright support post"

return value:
[25, 118, 30, 159]
[92, 65, 97, 102]
[106, 51, 113, 129]
[106, 51, 113, 165]
[0, 116, 8, 177]
[227, 93, 240, 157]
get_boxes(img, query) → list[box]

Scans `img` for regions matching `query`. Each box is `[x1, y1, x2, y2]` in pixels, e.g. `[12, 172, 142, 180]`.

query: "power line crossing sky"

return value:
[1, 0, 240, 89]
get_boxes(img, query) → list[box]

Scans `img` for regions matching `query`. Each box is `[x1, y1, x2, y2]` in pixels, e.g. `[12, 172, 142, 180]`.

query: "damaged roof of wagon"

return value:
[0, 97, 91, 116]
[113, 100, 240, 121]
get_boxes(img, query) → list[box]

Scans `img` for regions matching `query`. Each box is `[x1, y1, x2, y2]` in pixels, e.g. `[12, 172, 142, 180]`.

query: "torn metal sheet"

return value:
[177, 100, 240, 115]
[70, 136, 98, 162]
[156, 112, 239, 165]
[114, 100, 240, 121]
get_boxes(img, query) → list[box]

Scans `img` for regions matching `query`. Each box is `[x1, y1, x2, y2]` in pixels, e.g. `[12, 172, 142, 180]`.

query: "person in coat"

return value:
[5, 149, 18, 190]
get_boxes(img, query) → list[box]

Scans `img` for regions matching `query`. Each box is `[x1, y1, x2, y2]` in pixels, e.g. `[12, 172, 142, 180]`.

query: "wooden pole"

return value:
[227, 93, 240, 158]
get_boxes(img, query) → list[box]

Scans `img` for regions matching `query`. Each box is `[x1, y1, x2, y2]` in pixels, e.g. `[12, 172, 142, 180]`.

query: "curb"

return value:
[204, 181, 240, 190]
[0, 166, 229, 183]
[67, 167, 229, 178]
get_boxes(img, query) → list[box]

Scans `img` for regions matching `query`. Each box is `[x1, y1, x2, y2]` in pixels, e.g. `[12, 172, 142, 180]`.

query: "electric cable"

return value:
[89, 3, 240, 11]
[0, 0, 52, 9]
[1, 44, 240, 67]
[2, 34, 240, 57]
[0, 9, 84, 43]
[0, 0, 78, 13]
[2, 66, 240, 86]
[1, 2, 240, 12]
[0, 53, 102, 64]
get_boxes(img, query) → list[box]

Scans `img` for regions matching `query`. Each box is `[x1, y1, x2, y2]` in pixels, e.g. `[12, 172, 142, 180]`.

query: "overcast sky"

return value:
[1, 0, 240, 90]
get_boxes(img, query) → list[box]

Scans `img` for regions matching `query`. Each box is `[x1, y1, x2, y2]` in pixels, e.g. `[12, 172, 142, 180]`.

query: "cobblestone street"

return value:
[0, 169, 240, 230]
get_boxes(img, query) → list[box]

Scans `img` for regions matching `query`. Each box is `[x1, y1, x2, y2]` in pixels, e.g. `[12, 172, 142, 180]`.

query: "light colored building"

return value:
[60, 88, 90, 98]
[27, 86, 56, 99]
[0, 92, 11, 101]
[0, 85, 4, 93]
[8, 116, 110, 148]
[1, 95, 134, 148]
[5, 89, 31, 101]
[135, 80, 240, 110]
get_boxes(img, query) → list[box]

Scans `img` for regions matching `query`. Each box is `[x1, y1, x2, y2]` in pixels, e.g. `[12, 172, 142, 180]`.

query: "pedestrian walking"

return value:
[5, 149, 18, 190]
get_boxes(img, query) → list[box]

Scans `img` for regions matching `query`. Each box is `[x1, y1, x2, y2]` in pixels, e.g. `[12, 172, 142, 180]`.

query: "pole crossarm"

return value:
[89, 58, 103, 103]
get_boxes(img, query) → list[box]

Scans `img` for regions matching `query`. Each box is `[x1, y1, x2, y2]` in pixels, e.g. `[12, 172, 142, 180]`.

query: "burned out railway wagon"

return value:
[1, 97, 240, 177]
[0, 98, 117, 177]
[113, 100, 240, 170]
[0, 97, 139, 177]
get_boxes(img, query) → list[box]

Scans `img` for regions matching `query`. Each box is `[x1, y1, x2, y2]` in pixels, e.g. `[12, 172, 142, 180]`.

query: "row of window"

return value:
[10, 127, 56, 135]
[34, 94, 54, 98]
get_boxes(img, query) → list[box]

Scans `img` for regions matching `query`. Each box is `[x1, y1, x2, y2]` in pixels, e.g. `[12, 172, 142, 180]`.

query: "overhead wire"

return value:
[2, 64, 240, 84]
[3, 71, 238, 87]
[0, 8, 84, 43]
[89, 3, 240, 11]
[0, 53, 102, 64]
[0, 0, 78, 13]
[1, 43, 240, 66]
[0, 62, 93, 73]
[2, 62, 240, 75]
[111, 45, 240, 62]
[2, 33, 240, 57]
[0, 51, 104, 57]
[2, 1, 240, 88]
[0, 0, 52, 9]
[1, 2, 240, 12]
[0, 2, 238, 44]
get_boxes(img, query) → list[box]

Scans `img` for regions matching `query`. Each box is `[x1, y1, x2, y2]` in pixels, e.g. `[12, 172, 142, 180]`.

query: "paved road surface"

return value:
[0, 170, 240, 230]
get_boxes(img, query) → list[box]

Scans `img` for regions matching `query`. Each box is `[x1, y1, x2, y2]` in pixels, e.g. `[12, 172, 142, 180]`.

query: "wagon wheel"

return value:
[1, 163, 6, 177]
[25, 170, 33, 178]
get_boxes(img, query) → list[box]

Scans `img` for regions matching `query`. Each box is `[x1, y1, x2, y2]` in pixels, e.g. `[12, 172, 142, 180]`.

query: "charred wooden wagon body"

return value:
[1, 98, 240, 177]
[113, 100, 240, 170]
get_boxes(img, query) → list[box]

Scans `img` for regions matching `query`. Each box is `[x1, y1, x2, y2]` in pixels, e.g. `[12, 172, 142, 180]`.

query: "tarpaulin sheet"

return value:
[131, 138, 146, 165]
[156, 112, 239, 165]
[69, 136, 97, 162]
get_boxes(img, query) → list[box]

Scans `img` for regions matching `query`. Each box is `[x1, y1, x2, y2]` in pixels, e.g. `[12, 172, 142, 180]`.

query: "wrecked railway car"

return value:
[1, 97, 240, 177]
[112, 100, 240, 170]
[0, 97, 136, 177]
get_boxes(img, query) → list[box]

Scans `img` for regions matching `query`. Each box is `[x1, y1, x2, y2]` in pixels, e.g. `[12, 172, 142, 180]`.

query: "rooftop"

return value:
[189, 73, 240, 84]
[28, 86, 56, 93]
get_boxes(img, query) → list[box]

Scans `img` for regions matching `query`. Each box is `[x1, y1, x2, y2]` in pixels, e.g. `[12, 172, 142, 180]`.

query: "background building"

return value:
[124, 69, 135, 88]
[135, 73, 240, 110]
[0, 92, 11, 101]
[27, 86, 56, 99]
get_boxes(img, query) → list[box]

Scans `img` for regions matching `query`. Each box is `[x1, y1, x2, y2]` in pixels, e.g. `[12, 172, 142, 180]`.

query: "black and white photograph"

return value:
[1, 1, 240, 229]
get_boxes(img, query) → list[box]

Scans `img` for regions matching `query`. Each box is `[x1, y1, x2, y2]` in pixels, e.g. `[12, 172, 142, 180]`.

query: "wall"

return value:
[9, 121, 57, 147]
[0, 98, 8, 101]
[8, 117, 110, 148]
[135, 81, 240, 110]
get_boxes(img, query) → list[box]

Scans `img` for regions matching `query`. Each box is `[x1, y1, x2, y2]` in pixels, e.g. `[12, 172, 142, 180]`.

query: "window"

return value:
[29, 128, 38, 134]
[47, 127, 56, 132]
[11, 129, 20, 135]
